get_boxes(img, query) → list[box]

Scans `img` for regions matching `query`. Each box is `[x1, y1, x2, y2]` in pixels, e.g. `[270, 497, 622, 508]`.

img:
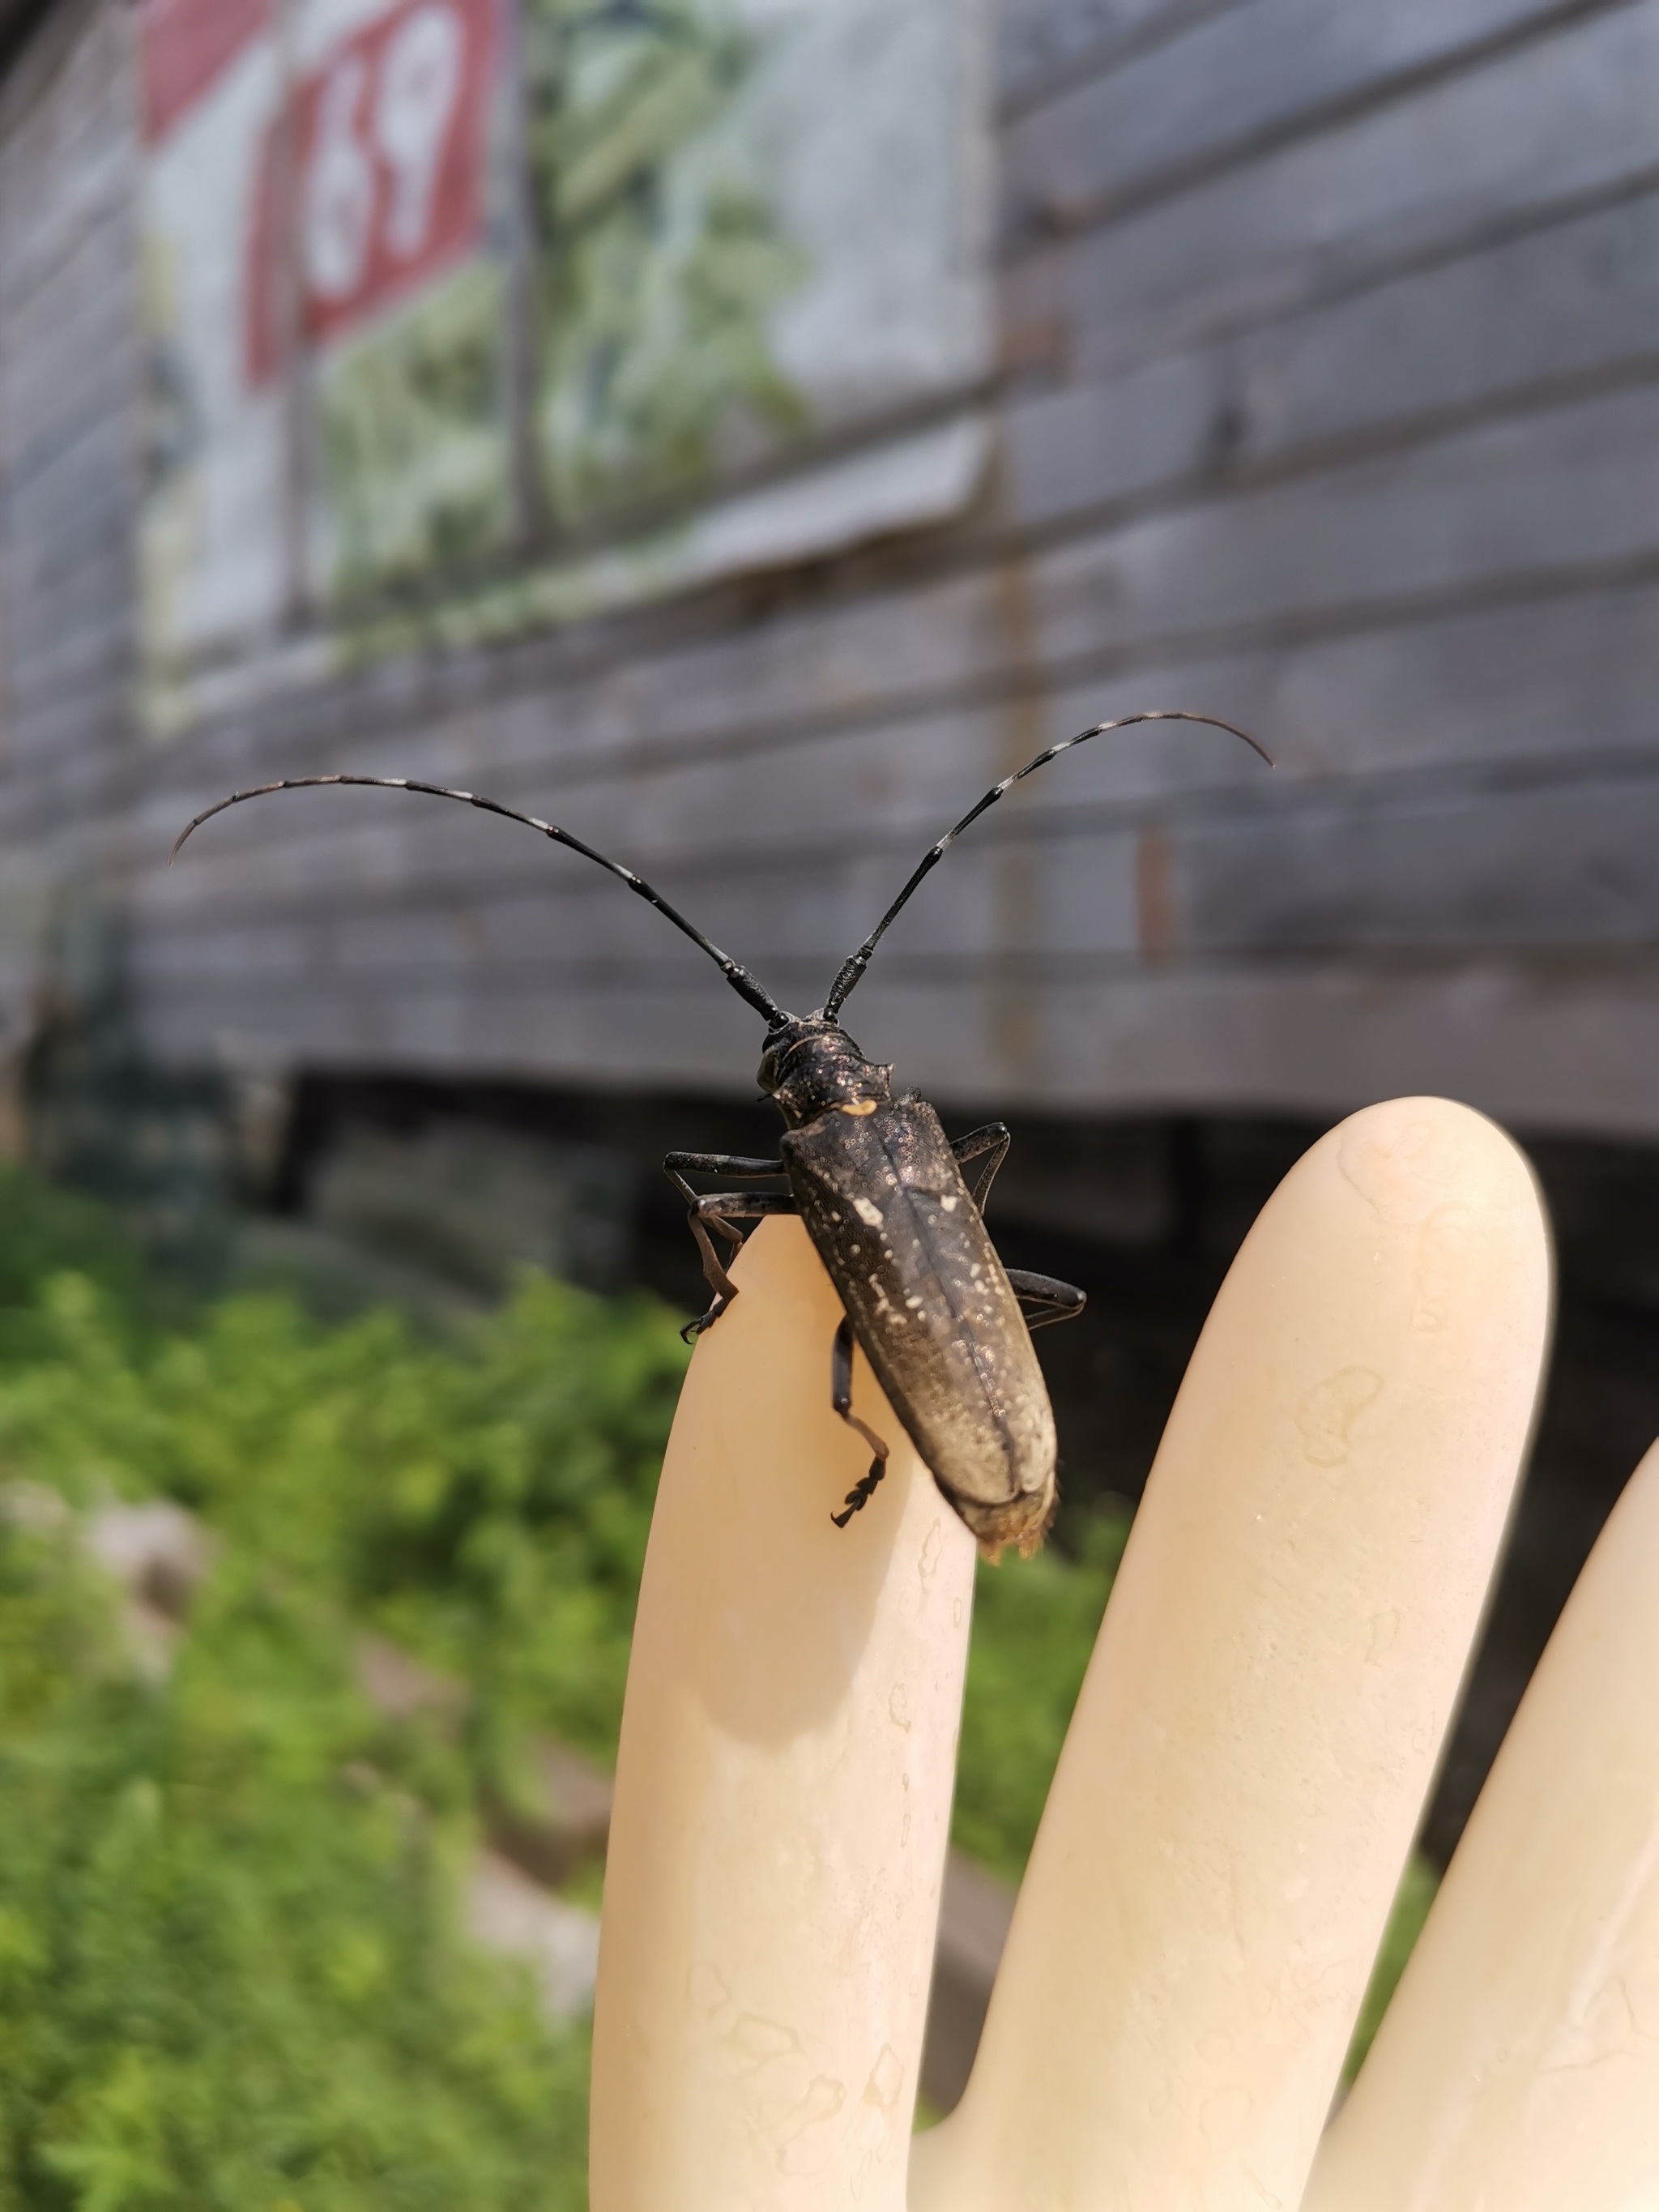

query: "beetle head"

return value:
[758, 1017, 893, 1129]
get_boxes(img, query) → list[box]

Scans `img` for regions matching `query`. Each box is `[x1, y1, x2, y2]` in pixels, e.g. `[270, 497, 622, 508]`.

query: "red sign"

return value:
[246, 0, 498, 384]
[139, 0, 269, 143]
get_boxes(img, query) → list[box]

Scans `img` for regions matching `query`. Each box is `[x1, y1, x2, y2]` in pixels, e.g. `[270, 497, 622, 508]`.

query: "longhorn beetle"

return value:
[173, 710, 1269, 1556]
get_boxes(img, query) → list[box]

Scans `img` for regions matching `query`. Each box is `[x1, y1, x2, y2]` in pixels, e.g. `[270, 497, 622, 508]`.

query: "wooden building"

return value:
[2, 0, 1658, 1844]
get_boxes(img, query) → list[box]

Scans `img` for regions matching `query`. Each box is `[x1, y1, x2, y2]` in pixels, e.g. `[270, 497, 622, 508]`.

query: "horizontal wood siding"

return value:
[2, 0, 1657, 1134]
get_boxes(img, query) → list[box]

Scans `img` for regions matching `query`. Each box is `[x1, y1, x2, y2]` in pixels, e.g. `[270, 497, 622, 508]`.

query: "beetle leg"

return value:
[828, 1317, 890, 1528]
[663, 1151, 786, 1215]
[676, 1189, 798, 1342]
[949, 1121, 1012, 1212]
[1004, 1266, 1087, 1331]
[663, 1149, 785, 1189]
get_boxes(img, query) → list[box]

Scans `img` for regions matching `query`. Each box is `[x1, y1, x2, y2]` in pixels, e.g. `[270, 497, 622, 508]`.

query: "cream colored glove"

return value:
[589, 1098, 1659, 2210]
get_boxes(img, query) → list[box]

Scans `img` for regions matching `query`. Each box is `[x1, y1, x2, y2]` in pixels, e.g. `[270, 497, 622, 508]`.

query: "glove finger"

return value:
[591, 1215, 975, 2211]
[911, 1099, 1550, 2212]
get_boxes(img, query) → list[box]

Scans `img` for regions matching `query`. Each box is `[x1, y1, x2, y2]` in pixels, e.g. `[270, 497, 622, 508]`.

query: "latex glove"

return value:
[588, 1098, 1659, 2210]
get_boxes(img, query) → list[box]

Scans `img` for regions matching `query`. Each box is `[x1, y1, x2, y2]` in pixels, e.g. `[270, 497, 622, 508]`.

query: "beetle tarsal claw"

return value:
[830, 1456, 887, 1530]
[681, 1288, 734, 1343]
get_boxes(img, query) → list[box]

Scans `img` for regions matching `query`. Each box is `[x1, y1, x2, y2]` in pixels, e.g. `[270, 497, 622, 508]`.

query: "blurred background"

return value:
[0, 0, 1655, 2191]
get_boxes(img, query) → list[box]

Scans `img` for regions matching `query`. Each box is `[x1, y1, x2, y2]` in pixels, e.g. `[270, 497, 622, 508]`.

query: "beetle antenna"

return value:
[822, 710, 1272, 1018]
[170, 774, 790, 1027]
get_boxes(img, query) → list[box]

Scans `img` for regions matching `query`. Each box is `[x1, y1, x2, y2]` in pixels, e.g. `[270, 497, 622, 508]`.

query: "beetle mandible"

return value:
[172, 709, 1269, 1555]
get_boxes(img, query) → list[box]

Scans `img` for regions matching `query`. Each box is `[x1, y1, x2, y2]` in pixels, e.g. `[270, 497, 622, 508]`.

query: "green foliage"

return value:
[0, 1515, 587, 2210]
[0, 1235, 1124, 1859]
[526, 0, 807, 518]
[319, 263, 512, 597]
[1344, 1848, 1440, 2082]
[0, 1266, 690, 1795]
[0, 1161, 1437, 2154]
[0, 1172, 147, 1356]
[953, 1509, 1131, 1883]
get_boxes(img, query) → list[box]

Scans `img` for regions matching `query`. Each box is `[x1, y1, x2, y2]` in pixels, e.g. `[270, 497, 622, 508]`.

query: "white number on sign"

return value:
[374, 4, 464, 261]
[301, 2, 467, 305]
[304, 52, 376, 301]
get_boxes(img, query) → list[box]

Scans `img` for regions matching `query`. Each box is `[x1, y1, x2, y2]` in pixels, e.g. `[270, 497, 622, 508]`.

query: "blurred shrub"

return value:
[1343, 1847, 1439, 2082]
[0, 1266, 689, 1803]
[0, 1164, 1435, 2095]
[953, 1510, 1130, 1884]
[0, 1182, 1107, 1865]
[0, 1512, 587, 2210]
[0, 1170, 147, 1346]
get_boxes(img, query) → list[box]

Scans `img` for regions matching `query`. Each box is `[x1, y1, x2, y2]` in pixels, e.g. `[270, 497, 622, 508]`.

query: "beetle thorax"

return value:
[757, 1018, 893, 1129]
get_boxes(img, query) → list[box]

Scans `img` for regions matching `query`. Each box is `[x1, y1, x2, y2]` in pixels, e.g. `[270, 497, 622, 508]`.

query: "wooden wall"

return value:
[0, 0, 139, 1062]
[3, 0, 1658, 1134]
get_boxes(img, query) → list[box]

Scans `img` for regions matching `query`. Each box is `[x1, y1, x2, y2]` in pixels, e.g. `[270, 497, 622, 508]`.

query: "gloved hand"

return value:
[588, 1098, 1659, 2210]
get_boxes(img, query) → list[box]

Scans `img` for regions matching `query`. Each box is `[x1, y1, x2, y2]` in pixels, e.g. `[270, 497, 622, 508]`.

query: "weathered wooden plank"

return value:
[4, 508, 134, 604]
[139, 746, 1148, 983]
[2, 319, 133, 487]
[138, 759, 1659, 1014]
[134, 963, 765, 1095]
[110, 506, 1659, 831]
[1004, 2, 1659, 378]
[842, 959, 1659, 1130]
[6, 0, 1657, 1149]
[6, 440, 134, 534]
[0, 0, 126, 134]
[40, 122, 1624, 698]
[1, 636, 134, 731]
[1, 306, 133, 462]
[133, 929, 1659, 1144]
[1180, 773, 1659, 954]
[2, 306, 134, 436]
[142, 373, 1659, 832]
[1060, 576, 1659, 788]
[996, 0, 1232, 107]
[126, 716, 1239, 938]
[0, 681, 130, 770]
[2, 567, 134, 676]
[1230, 188, 1659, 463]
[131, 566, 1659, 949]
[0, 270, 130, 424]
[5, 553, 134, 668]
[335, 383, 1609, 796]
[137, 770, 1659, 1078]
[0, 5, 133, 774]
[1001, 0, 1606, 238]
[0, 56, 126, 224]
[156, 565, 1022, 802]
[134, 237, 1659, 818]
[3, 400, 135, 520]
[0, 6, 130, 154]
[4, 610, 134, 714]
[133, 783, 1659, 1133]
[1027, 384, 1659, 668]
[1000, 349, 1221, 530]
[1002, 187, 1659, 530]
[0, 119, 130, 314]
[0, 178, 129, 320]
[5, 482, 134, 592]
